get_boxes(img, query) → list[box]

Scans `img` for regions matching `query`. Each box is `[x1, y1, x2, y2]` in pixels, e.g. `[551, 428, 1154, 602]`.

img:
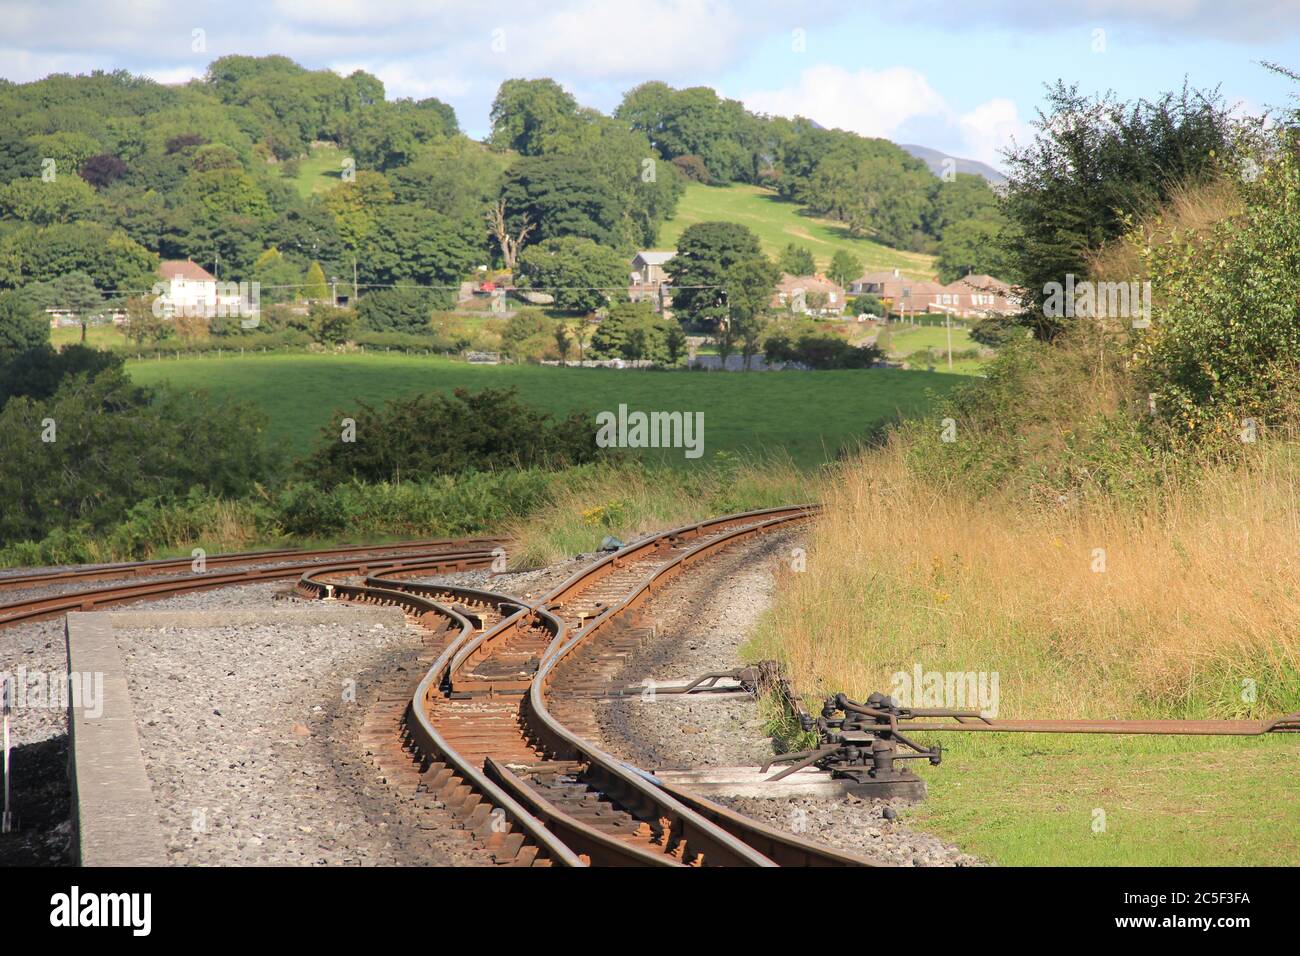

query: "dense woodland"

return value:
[0, 55, 1009, 318]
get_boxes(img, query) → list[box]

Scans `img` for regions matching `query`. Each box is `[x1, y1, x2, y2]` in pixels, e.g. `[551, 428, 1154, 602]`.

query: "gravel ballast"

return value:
[580, 529, 983, 867]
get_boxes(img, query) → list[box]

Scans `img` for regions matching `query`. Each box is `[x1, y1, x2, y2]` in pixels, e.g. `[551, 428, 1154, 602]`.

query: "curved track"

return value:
[298, 506, 876, 867]
[0, 538, 503, 629]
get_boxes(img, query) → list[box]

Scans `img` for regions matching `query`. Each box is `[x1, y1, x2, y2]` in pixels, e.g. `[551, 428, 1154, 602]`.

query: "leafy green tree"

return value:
[0, 223, 157, 291]
[516, 236, 629, 312]
[250, 248, 300, 304]
[0, 289, 49, 355]
[828, 249, 863, 288]
[1002, 81, 1239, 338]
[777, 243, 815, 276]
[936, 219, 1014, 283]
[499, 154, 624, 250]
[0, 175, 96, 225]
[323, 170, 394, 255]
[356, 287, 431, 335]
[304, 261, 329, 301]
[306, 303, 357, 344]
[665, 221, 764, 329]
[489, 79, 580, 156]
[588, 301, 676, 363]
[362, 205, 478, 300]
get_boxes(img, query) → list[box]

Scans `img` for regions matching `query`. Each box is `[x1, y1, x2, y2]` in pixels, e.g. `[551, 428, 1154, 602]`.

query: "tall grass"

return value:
[505, 455, 818, 567]
[746, 438, 1300, 720]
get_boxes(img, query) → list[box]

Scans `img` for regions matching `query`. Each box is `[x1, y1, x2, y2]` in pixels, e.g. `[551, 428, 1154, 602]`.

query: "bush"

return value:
[356, 287, 433, 334]
[0, 370, 277, 546]
[298, 386, 601, 487]
[764, 331, 880, 369]
[1135, 139, 1300, 441]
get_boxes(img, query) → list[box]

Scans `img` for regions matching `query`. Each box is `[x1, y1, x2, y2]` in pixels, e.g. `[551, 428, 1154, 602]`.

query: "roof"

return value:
[775, 273, 844, 295]
[632, 250, 676, 266]
[159, 259, 216, 282]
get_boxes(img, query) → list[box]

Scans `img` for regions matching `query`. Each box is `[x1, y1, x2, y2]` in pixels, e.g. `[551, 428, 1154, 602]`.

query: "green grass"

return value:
[901, 734, 1299, 866]
[659, 183, 937, 279]
[884, 324, 977, 355]
[51, 323, 123, 349]
[126, 352, 962, 467]
[285, 143, 346, 198]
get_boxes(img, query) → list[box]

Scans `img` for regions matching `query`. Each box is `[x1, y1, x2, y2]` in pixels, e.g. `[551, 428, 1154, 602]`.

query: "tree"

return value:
[304, 261, 329, 302]
[356, 287, 430, 335]
[363, 205, 479, 300]
[306, 303, 357, 344]
[0, 176, 95, 225]
[665, 221, 765, 329]
[120, 295, 170, 346]
[40, 272, 104, 344]
[498, 154, 625, 250]
[828, 249, 863, 288]
[516, 236, 628, 312]
[553, 321, 573, 363]
[487, 198, 533, 272]
[778, 243, 815, 276]
[489, 79, 580, 156]
[0, 290, 49, 355]
[588, 301, 673, 363]
[250, 248, 301, 304]
[1002, 81, 1239, 339]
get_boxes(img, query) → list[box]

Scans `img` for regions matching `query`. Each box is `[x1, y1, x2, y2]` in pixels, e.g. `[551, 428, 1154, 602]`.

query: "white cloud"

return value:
[957, 98, 1030, 166]
[745, 65, 1028, 167]
[745, 65, 949, 138]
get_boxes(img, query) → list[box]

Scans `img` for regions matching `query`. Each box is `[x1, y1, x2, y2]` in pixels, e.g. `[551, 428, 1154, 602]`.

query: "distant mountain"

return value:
[897, 144, 1006, 186]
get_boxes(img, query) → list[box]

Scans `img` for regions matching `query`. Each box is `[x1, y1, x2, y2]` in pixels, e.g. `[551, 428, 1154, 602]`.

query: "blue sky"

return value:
[2, 1, 1298, 170]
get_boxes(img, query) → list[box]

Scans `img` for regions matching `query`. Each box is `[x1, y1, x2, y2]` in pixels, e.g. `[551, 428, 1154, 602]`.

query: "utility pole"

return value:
[946, 312, 953, 370]
[330, 277, 338, 308]
[353, 257, 358, 302]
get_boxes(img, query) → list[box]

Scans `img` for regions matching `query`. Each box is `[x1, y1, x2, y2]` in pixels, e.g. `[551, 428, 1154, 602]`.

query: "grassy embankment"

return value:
[741, 328, 1300, 866]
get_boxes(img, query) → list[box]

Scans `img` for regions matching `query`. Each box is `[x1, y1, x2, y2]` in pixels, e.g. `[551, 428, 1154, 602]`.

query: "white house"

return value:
[155, 259, 245, 318]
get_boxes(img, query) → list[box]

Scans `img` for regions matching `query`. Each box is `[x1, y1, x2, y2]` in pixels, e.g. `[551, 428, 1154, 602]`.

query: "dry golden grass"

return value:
[1087, 176, 1244, 284]
[747, 439, 1300, 719]
[505, 459, 816, 569]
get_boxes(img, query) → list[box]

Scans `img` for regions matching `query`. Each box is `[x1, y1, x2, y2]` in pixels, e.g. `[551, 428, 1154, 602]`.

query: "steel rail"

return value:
[0, 547, 498, 630]
[304, 505, 860, 866]
[0, 536, 506, 590]
[522, 506, 859, 866]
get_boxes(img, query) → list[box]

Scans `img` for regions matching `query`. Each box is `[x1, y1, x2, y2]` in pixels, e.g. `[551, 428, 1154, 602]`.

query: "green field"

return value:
[126, 352, 961, 466]
[659, 183, 937, 279]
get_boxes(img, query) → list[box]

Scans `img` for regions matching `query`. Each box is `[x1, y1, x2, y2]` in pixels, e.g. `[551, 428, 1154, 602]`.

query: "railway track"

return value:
[0, 537, 506, 591]
[297, 506, 876, 867]
[0, 538, 503, 630]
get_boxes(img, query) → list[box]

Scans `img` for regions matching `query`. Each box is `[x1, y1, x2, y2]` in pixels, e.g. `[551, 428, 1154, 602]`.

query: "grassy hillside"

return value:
[658, 182, 937, 279]
[283, 142, 346, 198]
[127, 352, 961, 467]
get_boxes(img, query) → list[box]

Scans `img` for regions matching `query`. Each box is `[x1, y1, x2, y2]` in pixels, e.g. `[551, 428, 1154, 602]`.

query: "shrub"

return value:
[298, 386, 601, 486]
